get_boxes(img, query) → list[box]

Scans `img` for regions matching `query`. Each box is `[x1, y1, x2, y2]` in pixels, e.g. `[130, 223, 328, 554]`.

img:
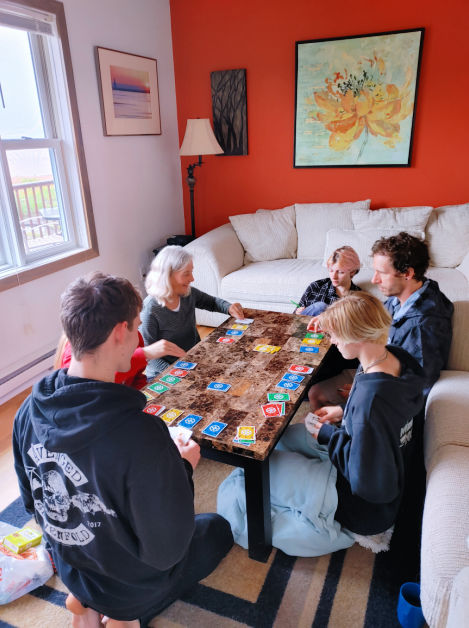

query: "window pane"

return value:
[6, 148, 68, 254]
[0, 24, 45, 139]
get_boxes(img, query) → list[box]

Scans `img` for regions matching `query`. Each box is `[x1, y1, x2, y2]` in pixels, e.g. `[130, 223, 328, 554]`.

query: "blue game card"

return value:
[225, 329, 243, 336]
[207, 382, 231, 392]
[178, 414, 203, 429]
[276, 379, 300, 391]
[300, 346, 319, 353]
[174, 360, 197, 370]
[281, 373, 305, 383]
[201, 421, 228, 437]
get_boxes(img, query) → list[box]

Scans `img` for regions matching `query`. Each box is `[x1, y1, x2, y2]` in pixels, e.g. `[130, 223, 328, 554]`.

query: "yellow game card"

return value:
[302, 338, 321, 346]
[237, 426, 256, 441]
[160, 408, 183, 423]
[269, 346, 281, 353]
[254, 344, 271, 353]
[231, 324, 248, 330]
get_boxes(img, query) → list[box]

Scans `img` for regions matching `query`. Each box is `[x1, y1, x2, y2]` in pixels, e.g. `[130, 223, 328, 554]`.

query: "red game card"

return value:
[217, 337, 235, 344]
[288, 364, 314, 374]
[143, 404, 165, 416]
[169, 368, 189, 378]
[261, 403, 282, 417]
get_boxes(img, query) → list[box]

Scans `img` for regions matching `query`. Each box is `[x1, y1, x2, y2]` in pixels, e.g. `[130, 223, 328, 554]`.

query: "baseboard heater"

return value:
[0, 350, 56, 387]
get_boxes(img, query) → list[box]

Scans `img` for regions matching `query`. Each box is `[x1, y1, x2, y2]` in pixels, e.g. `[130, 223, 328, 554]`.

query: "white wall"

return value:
[0, 0, 184, 402]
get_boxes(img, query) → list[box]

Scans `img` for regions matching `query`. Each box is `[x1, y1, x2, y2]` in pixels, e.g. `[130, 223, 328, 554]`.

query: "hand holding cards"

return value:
[304, 412, 322, 438]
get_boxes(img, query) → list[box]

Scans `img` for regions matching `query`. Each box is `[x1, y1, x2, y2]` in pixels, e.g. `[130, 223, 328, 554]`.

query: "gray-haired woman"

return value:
[140, 245, 244, 378]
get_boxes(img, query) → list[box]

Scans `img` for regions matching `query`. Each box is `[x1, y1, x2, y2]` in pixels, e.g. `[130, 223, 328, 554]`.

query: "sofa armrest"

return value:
[456, 249, 469, 282]
[185, 223, 244, 298]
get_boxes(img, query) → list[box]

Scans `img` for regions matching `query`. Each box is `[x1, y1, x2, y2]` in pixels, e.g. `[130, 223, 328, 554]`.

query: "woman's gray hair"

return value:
[145, 245, 193, 305]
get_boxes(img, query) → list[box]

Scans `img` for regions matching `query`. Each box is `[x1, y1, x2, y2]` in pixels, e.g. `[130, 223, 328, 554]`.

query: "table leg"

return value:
[244, 458, 272, 562]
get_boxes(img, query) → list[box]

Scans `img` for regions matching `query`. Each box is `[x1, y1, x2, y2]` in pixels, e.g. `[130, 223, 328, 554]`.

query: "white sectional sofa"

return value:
[186, 200, 469, 627]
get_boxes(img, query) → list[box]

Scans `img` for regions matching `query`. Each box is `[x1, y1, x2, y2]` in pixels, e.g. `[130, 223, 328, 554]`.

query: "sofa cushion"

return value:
[229, 205, 297, 263]
[351, 205, 433, 232]
[425, 203, 469, 268]
[220, 258, 326, 304]
[322, 228, 425, 269]
[295, 200, 371, 259]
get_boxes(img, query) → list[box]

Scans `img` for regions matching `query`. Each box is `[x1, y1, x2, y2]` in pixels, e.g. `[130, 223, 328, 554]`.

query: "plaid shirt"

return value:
[298, 277, 361, 308]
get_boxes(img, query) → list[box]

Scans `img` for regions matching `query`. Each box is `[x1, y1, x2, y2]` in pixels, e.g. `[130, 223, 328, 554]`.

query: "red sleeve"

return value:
[115, 332, 148, 389]
[61, 341, 72, 369]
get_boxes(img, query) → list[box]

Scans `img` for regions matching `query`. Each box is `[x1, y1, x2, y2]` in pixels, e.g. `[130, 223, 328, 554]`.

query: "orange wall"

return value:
[170, 0, 469, 236]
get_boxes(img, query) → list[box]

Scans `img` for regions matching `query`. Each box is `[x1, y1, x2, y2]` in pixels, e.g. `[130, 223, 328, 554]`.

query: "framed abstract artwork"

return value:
[95, 47, 161, 136]
[211, 69, 248, 155]
[294, 29, 424, 167]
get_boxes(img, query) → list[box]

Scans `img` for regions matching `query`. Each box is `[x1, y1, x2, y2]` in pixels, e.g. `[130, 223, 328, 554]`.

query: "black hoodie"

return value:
[13, 369, 195, 620]
[318, 345, 425, 535]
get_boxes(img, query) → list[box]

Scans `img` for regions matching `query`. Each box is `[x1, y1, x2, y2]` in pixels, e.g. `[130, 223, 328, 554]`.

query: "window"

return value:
[0, 0, 97, 291]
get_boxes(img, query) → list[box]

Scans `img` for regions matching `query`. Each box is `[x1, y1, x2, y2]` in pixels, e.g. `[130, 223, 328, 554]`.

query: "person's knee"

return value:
[195, 513, 233, 555]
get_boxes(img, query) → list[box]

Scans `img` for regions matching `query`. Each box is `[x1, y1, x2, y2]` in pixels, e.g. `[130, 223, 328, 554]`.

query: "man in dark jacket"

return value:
[13, 272, 233, 626]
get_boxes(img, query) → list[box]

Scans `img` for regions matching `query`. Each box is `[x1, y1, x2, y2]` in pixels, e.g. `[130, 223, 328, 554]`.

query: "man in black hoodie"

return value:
[13, 272, 233, 626]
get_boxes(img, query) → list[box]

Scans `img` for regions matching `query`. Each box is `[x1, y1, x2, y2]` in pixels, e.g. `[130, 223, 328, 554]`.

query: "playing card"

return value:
[236, 426, 256, 441]
[281, 372, 305, 383]
[178, 414, 203, 428]
[254, 344, 271, 353]
[142, 390, 155, 401]
[276, 379, 300, 391]
[235, 318, 254, 324]
[143, 404, 165, 416]
[267, 392, 290, 402]
[168, 425, 192, 445]
[207, 382, 231, 392]
[201, 421, 228, 437]
[289, 364, 314, 374]
[148, 382, 170, 394]
[174, 360, 197, 370]
[300, 346, 319, 353]
[301, 337, 321, 346]
[261, 403, 282, 417]
[304, 332, 324, 339]
[231, 324, 248, 330]
[160, 408, 184, 423]
[217, 336, 235, 344]
[225, 329, 243, 336]
[169, 368, 189, 377]
[160, 374, 181, 386]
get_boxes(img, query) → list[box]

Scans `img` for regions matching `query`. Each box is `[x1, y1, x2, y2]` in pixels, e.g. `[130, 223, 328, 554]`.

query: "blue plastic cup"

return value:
[397, 582, 425, 628]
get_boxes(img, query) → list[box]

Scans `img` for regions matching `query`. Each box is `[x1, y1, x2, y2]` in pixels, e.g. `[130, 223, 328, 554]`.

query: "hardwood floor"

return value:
[0, 326, 215, 512]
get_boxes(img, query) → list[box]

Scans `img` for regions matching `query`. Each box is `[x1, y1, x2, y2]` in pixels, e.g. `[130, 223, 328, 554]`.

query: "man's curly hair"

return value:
[371, 232, 429, 282]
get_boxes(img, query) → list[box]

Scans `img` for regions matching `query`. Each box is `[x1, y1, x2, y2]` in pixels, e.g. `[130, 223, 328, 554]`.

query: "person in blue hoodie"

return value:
[217, 292, 425, 556]
[13, 272, 233, 627]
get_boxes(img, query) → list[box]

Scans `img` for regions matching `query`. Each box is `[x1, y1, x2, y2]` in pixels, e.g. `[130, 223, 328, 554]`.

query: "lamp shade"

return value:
[179, 118, 223, 156]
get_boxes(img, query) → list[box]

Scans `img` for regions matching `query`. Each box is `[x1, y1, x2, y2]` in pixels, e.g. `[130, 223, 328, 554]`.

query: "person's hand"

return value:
[307, 315, 321, 332]
[228, 302, 244, 319]
[315, 405, 343, 424]
[143, 339, 186, 360]
[176, 438, 200, 470]
[337, 383, 352, 400]
[304, 412, 323, 439]
[295, 306, 305, 314]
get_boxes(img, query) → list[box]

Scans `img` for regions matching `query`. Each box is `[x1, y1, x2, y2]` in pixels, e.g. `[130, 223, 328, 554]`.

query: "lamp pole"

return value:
[186, 155, 202, 239]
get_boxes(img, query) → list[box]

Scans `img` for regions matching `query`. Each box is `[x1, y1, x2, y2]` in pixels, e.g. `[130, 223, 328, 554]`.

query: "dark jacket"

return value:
[13, 369, 195, 620]
[318, 345, 425, 535]
[386, 278, 454, 397]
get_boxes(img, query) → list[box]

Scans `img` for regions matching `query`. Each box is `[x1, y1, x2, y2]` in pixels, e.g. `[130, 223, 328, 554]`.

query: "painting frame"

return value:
[294, 28, 424, 168]
[95, 46, 161, 136]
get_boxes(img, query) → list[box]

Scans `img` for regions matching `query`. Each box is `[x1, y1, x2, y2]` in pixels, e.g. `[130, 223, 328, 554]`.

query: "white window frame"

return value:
[0, 0, 98, 292]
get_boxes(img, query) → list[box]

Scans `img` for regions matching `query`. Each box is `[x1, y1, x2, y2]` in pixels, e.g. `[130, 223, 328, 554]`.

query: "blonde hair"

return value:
[145, 245, 193, 305]
[327, 246, 360, 276]
[318, 292, 391, 345]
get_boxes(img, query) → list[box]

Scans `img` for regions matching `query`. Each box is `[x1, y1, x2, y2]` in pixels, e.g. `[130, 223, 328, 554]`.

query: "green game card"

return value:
[148, 382, 169, 394]
[267, 392, 290, 402]
[305, 332, 324, 339]
[160, 375, 182, 386]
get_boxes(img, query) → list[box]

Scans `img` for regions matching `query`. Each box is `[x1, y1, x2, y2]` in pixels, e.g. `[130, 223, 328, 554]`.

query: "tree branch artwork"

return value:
[211, 69, 248, 156]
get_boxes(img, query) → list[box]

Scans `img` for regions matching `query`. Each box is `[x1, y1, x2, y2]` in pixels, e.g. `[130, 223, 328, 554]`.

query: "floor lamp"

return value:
[179, 118, 223, 241]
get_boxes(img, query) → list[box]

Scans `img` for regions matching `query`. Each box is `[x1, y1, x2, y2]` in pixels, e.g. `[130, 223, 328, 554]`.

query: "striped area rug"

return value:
[0, 458, 408, 628]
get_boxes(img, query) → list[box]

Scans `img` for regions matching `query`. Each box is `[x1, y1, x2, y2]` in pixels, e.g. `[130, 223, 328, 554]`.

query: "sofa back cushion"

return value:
[425, 203, 469, 268]
[229, 205, 297, 263]
[352, 205, 433, 232]
[295, 200, 371, 259]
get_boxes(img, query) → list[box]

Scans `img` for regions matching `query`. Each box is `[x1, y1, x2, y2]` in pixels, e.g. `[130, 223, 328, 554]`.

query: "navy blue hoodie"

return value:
[318, 345, 425, 535]
[13, 369, 195, 620]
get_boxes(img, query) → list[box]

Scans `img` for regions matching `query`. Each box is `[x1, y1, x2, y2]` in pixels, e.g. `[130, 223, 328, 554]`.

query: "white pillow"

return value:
[295, 200, 371, 259]
[425, 203, 469, 267]
[323, 228, 425, 269]
[352, 205, 433, 232]
[229, 205, 297, 263]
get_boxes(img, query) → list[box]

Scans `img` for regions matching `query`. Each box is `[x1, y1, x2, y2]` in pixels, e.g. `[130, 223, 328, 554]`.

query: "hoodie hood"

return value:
[29, 369, 146, 454]
[387, 278, 454, 323]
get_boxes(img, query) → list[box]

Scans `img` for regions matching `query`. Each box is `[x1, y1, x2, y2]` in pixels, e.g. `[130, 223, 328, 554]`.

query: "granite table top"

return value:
[142, 308, 331, 461]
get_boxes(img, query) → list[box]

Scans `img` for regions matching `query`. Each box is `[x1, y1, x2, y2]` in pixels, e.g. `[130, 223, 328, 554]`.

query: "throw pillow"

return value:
[352, 206, 433, 232]
[229, 205, 297, 263]
[323, 228, 425, 269]
[425, 203, 469, 267]
[295, 200, 371, 259]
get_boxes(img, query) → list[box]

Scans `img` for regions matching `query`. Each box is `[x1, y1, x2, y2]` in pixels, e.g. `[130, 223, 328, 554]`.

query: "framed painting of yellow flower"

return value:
[294, 29, 424, 167]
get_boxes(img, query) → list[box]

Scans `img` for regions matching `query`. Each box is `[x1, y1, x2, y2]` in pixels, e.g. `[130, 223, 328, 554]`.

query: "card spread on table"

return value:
[231, 323, 248, 330]
[235, 425, 256, 443]
[201, 421, 228, 437]
[300, 346, 319, 353]
[207, 382, 231, 392]
[254, 344, 281, 354]
[148, 382, 170, 394]
[261, 402, 284, 417]
[169, 368, 189, 378]
[281, 372, 305, 383]
[289, 364, 314, 374]
[160, 374, 181, 386]
[235, 318, 254, 324]
[168, 425, 192, 445]
[143, 404, 165, 416]
[178, 414, 203, 428]
[267, 391, 290, 402]
[174, 360, 197, 370]
[301, 337, 321, 346]
[305, 332, 324, 339]
[143, 390, 155, 401]
[276, 379, 300, 391]
[160, 408, 183, 423]
[225, 329, 243, 336]
[217, 337, 235, 344]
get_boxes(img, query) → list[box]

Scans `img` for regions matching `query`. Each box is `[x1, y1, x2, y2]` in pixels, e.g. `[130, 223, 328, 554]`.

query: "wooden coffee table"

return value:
[143, 308, 331, 561]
